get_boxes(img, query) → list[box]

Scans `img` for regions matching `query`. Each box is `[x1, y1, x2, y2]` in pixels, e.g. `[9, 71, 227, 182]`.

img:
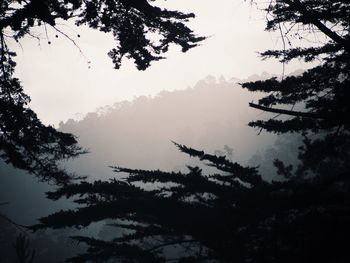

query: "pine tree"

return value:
[32, 142, 350, 262]
[242, 0, 350, 180]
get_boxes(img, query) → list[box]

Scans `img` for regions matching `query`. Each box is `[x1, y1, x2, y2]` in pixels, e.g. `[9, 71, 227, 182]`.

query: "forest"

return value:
[1, 0, 349, 262]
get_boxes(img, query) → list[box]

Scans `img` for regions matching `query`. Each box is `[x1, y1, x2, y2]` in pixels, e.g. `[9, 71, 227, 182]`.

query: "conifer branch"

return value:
[284, 0, 350, 51]
[249, 102, 322, 119]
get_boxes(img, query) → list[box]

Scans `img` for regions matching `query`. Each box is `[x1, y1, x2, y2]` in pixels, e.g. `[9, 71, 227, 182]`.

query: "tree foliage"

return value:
[2, 0, 350, 262]
[32, 142, 350, 262]
[0, 33, 86, 185]
[0, 0, 203, 184]
[242, 0, 350, 179]
[29, 1, 350, 262]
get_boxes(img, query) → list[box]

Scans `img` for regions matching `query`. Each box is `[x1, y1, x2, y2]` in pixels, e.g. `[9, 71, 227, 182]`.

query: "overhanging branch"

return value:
[284, 0, 350, 52]
[147, 239, 197, 252]
[249, 103, 322, 119]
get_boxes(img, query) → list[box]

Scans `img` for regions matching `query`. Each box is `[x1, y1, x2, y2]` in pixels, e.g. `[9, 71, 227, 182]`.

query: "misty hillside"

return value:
[0, 74, 302, 262]
[1, 74, 280, 224]
[60, 75, 277, 180]
[1, 1, 347, 261]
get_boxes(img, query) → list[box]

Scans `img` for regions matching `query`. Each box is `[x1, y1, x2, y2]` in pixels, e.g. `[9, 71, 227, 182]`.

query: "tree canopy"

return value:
[26, 0, 350, 262]
[1, 0, 350, 262]
[0, 0, 204, 184]
[242, 0, 350, 179]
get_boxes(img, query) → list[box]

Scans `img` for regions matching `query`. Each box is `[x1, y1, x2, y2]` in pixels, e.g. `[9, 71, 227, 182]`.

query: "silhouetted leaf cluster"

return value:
[1, 0, 204, 70]
[242, 0, 350, 181]
[0, 38, 86, 185]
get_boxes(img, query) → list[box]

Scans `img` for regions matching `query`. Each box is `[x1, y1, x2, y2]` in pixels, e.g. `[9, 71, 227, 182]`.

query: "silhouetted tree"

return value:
[31, 142, 350, 262]
[242, 0, 350, 180]
[30, 1, 350, 262]
[0, 0, 203, 184]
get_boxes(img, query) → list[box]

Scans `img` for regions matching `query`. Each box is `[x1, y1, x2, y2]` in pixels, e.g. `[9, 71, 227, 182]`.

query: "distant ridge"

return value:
[60, 74, 278, 179]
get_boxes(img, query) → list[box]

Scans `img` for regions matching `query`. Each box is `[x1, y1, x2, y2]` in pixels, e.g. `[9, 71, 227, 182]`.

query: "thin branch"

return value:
[147, 239, 197, 252]
[278, 22, 286, 81]
[0, 32, 13, 101]
[284, 0, 350, 51]
[249, 102, 322, 119]
[52, 26, 87, 60]
[0, 213, 29, 234]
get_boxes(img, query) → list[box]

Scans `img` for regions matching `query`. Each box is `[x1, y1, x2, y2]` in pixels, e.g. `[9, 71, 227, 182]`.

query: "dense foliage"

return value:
[0, 31, 86, 185]
[1, 0, 350, 262]
[0, 0, 203, 184]
[242, 0, 350, 180]
[32, 142, 350, 262]
[29, 1, 350, 262]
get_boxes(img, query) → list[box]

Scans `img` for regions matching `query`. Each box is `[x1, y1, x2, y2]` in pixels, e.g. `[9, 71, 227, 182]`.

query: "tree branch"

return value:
[147, 239, 197, 252]
[284, 0, 350, 51]
[249, 102, 322, 119]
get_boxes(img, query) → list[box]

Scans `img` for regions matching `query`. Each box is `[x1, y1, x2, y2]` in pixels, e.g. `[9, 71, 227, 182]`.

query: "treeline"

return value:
[60, 74, 278, 180]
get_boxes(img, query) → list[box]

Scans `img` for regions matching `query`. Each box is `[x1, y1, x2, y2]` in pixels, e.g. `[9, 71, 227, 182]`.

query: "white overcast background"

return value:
[9, 0, 311, 126]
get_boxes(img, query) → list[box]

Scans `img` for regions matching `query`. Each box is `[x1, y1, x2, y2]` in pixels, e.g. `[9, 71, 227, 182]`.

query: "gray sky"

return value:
[10, 0, 311, 126]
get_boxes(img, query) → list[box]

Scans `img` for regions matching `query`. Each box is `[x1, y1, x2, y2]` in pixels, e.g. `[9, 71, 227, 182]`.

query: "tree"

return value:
[0, 0, 204, 184]
[241, 0, 350, 180]
[31, 142, 350, 262]
[29, 1, 350, 262]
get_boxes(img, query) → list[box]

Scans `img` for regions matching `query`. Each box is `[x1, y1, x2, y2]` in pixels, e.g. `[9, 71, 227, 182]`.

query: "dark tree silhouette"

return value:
[32, 142, 350, 262]
[30, 1, 350, 262]
[0, 35, 86, 185]
[242, 0, 350, 180]
[0, 0, 203, 184]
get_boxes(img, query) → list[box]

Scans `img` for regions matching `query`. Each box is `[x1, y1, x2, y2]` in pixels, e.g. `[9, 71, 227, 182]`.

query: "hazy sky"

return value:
[10, 0, 311, 126]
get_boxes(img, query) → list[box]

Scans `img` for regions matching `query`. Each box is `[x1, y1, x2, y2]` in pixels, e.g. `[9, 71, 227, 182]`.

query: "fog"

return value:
[1, 0, 345, 261]
[1, 73, 280, 219]
[1, 71, 307, 261]
[61, 74, 279, 178]
[10, 0, 312, 126]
